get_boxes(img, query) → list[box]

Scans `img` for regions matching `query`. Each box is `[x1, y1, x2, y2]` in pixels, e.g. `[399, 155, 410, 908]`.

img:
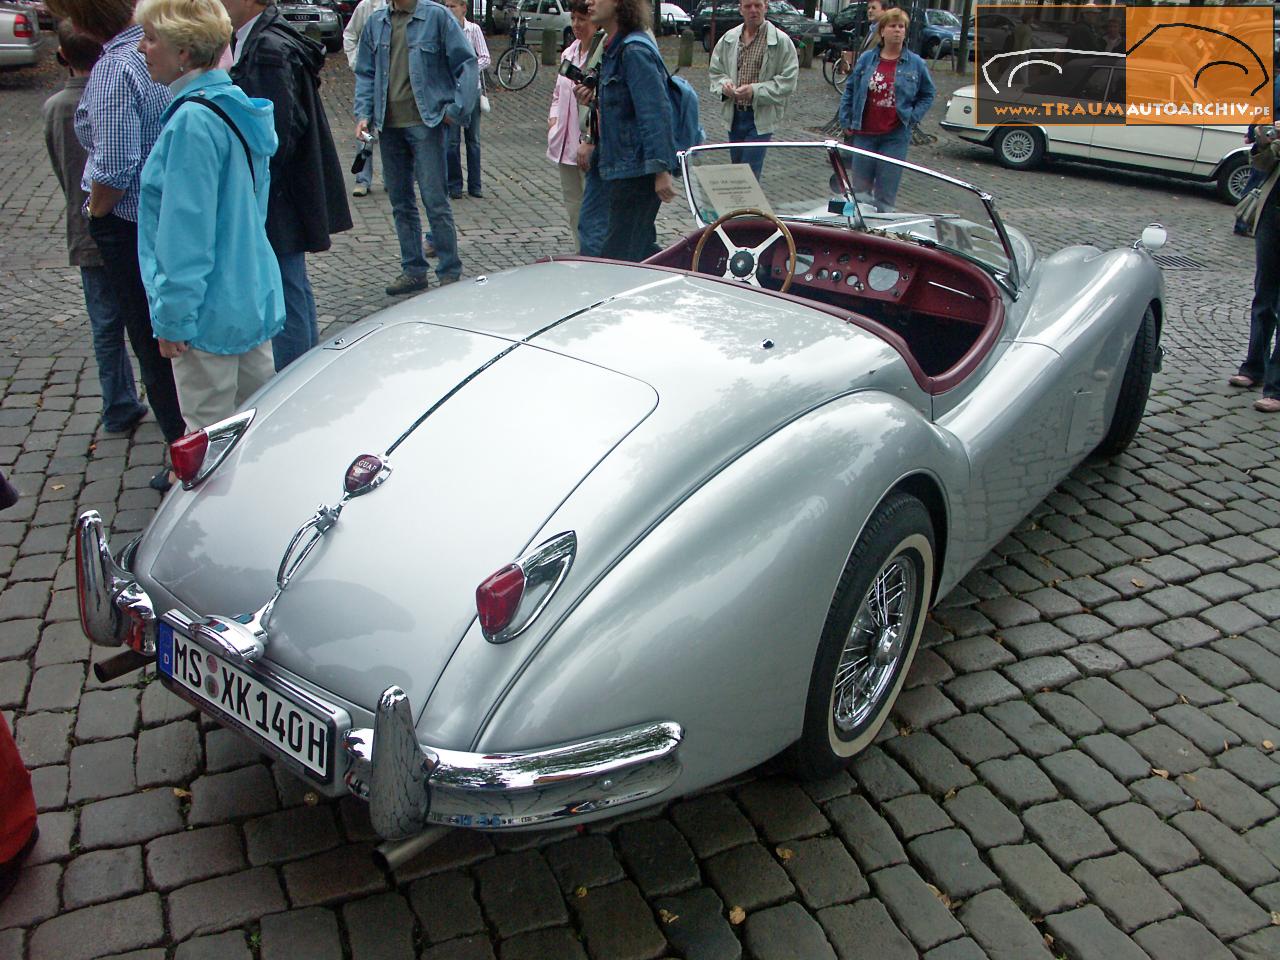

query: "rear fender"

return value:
[436, 392, 967, 795]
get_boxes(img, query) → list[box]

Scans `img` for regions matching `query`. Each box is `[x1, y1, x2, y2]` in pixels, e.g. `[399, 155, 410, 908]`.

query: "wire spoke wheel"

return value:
[831, 555, 917, 732]
[496, 46, 538, 91]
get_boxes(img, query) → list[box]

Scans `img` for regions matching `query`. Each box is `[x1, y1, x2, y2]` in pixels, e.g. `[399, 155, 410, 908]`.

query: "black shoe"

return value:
[468, 189, 484, 199]
[386, 273, 430, 296]
[449, 190, 464, 200]
[149, 468, 173, 492]
[0, 826, 38, 904]
[103, 405, 149, 434]
[438, 275, 461, 287]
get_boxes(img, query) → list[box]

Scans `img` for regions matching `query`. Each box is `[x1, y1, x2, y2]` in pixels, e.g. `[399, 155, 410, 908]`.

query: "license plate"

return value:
[158, 623, 336, 780]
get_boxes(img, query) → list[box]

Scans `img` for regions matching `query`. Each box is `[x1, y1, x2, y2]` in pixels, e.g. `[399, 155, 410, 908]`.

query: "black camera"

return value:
[558, 59, 598, 89]
[351, 131, 374, 175]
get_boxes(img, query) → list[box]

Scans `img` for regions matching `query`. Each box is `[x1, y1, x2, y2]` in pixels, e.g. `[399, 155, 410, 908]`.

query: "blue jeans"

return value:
[272, 252, 318, 372]
[380, 123, 462, 280]
[578, 164, 609, 257]
[447, 101, 482, 196]
[850, 125, 913, 210]
[729, 108, 772, 181]
[355, 145, 374, 188]
[81, 265, 146, 430]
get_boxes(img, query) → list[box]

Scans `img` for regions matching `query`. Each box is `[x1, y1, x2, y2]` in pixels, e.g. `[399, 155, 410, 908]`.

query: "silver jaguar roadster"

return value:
[75, 142, 1165, 860]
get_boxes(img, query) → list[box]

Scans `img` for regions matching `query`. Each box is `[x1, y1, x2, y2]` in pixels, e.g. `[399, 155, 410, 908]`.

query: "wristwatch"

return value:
[581, 134, 594, 145]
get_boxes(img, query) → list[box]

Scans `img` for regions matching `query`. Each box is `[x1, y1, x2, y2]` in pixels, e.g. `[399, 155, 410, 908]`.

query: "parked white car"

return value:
[493, 0, 571, 45]
[660, 2, 692, 33]
[0, 3, 39, 69]
[941, 56, 1253, 203]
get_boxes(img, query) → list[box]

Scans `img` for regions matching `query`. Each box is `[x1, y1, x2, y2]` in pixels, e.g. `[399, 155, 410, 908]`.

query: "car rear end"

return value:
[940, 86, 994, 146]
[0, 5, 39, 69]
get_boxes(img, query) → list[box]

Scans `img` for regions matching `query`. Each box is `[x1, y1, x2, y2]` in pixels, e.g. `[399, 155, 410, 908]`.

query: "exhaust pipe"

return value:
[372, 825, 450, 872]
[93, 648, 152, 683]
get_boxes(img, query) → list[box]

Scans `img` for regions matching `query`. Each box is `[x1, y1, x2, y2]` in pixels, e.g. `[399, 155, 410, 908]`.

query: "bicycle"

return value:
[820, 43, 853, 91]
[495, 15, 538, 91]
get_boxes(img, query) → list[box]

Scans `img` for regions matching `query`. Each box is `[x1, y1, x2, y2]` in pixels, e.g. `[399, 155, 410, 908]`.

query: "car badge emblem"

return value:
[345, 454, 390, 496]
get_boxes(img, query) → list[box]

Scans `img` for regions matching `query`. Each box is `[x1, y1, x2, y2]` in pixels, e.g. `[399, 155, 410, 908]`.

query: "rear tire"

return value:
[787, 493, 935, 780]
[496, 45, 538, 91]
[992, 126, 1045, 170]
[1096, 306, 1158, 457]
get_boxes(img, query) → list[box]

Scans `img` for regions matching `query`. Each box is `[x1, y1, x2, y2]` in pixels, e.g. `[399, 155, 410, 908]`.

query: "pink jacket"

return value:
[547, 39, 587, 166]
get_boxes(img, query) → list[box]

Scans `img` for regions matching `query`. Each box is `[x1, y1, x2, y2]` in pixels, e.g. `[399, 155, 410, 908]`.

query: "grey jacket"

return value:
[42, 78, 101, 268]
[707, 22, 799, 136]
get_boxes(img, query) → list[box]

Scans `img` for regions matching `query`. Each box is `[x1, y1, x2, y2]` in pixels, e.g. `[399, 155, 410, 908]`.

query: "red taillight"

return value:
[476, 564, 525, 638]
[170, 431, 209, 485]
[13, 14, 32, 38]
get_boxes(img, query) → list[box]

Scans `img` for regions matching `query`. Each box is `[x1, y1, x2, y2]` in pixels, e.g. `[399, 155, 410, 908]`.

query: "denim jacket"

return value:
[839, 47, 935, 133]
[353, 0, 477, 130]
[596, 31, 676, 181]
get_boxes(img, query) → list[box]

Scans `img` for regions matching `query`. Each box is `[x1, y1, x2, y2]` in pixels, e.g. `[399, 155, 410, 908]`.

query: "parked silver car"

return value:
[76, 141, 1163, 860]
[0, 3, 40, 69]
[279, 0, 342, 52]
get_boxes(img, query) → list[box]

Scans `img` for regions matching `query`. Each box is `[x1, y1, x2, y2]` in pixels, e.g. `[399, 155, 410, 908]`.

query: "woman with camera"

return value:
[1232, 122, 1280, 412]
[549, 0, 598, 242]
[587, 0, 678, 262]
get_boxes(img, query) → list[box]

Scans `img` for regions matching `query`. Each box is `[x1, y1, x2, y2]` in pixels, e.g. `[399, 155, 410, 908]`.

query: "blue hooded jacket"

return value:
[138, 71, 284, 355]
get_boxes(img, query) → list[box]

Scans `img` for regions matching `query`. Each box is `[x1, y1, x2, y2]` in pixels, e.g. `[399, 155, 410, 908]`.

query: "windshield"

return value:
[926, 9, 960, 28]
[681, 141, 1019, 288]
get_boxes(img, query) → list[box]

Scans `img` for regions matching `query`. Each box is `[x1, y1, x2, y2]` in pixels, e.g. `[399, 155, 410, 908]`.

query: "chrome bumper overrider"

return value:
[74, 510, 685, 839]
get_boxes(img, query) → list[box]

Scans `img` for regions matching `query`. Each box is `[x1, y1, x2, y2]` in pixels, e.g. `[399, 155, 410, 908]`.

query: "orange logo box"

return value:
[1125, 6, 1273, 125]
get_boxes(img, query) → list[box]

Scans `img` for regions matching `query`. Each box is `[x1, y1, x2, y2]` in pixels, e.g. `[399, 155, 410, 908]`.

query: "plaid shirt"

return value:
[735, 26, 767, 87]
[74, 26, 171, 223]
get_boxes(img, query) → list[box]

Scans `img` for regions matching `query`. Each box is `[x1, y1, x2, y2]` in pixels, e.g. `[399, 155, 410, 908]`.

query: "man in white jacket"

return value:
[707, 0, 798, 181]
[343, 0, 388, 196]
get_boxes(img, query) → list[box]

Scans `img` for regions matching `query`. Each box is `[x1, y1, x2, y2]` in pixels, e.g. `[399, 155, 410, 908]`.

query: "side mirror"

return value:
[1136, 222, 1167, 252]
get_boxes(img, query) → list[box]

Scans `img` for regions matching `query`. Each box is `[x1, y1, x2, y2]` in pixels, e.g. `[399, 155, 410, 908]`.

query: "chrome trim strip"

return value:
[927, 281, 978, 300]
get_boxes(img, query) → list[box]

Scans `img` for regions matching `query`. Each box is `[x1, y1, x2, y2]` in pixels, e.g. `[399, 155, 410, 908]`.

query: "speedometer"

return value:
[867, 263, 900, 292]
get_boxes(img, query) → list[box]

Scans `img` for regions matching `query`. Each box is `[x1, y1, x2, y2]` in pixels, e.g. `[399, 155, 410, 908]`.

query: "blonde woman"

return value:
[134, 0, 284, 448]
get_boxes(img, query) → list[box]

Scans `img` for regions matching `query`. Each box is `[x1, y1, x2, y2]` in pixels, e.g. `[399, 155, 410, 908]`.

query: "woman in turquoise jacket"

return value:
[136, 0, 284, 440]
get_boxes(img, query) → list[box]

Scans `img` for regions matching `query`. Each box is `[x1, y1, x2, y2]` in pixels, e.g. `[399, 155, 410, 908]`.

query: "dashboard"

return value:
[768, 244, 918, 302]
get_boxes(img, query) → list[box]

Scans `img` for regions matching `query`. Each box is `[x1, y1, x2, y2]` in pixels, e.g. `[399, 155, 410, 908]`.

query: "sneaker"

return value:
[149, 468, 174, 492]
[352, 184, 369, 197]
[386, 273, 430, 296]
[1254, 397, 1280, 413]
[1228, 374, 1257, 388]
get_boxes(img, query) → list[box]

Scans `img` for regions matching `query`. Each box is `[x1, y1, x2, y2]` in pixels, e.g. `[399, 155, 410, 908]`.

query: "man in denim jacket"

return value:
[354, 0, 478, 295]
[590, 0, 677, 262]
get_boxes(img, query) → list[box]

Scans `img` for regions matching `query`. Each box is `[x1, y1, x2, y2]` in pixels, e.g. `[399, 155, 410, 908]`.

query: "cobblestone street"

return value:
[3, 30, 1280, 960]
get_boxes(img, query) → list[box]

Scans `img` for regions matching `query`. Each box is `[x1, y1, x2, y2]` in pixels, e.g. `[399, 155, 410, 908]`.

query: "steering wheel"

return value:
[690, 208, 798, 294]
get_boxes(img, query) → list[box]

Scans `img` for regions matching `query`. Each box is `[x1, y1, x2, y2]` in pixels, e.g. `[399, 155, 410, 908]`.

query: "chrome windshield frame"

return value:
[678, 140, 1021, 293]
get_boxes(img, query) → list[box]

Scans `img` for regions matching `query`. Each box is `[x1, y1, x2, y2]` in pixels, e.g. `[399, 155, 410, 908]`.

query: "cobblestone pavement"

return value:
[2, 33, 1280, 960]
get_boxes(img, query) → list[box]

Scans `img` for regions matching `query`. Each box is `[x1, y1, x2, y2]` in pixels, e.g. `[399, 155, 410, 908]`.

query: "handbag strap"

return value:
[184, 94, 257, 191]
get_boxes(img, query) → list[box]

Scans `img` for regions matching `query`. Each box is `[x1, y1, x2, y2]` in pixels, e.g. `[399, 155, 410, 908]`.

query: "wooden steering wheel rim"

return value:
[690, 207, 799, 294]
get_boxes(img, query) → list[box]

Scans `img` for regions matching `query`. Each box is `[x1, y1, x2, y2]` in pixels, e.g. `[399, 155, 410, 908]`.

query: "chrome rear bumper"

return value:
[74, 510, 685, 838]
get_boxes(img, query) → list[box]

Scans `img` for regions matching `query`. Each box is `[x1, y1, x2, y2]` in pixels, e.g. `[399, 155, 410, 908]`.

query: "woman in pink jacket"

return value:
[548, 1, 597, 240]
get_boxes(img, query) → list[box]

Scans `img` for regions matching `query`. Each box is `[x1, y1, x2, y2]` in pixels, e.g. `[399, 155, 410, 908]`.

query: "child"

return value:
[43, 20, 150, 434]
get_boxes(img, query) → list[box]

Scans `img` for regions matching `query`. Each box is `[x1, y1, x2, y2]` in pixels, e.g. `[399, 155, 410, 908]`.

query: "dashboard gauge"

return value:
[795, 248, 815, 273]
[845, 274, 862, 290]
[867, 262, 900, 292]
[817, 268, 829, 281]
